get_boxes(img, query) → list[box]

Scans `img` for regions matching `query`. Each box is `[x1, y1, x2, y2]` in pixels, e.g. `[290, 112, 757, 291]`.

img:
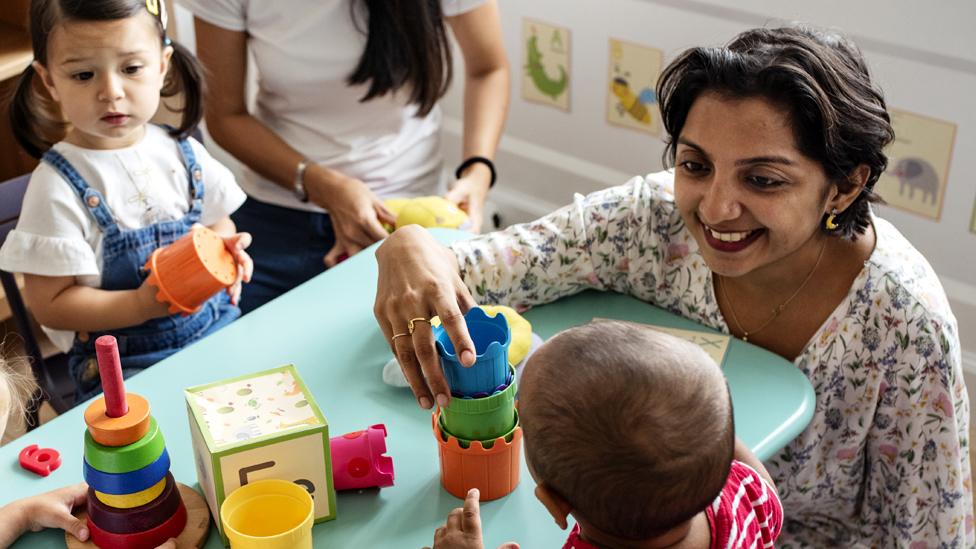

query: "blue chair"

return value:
[0, 174, 75, 428]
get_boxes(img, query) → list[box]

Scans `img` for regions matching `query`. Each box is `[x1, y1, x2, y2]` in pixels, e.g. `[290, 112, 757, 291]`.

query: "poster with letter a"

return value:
[522, 19, 571, 111]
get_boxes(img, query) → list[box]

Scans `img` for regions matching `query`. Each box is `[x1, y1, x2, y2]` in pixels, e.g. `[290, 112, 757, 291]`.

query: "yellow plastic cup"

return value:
[220, 479, 314, 549]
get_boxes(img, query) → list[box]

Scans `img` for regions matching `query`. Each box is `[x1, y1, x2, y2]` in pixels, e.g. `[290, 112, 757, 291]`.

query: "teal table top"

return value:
[1, 229, 814, 548]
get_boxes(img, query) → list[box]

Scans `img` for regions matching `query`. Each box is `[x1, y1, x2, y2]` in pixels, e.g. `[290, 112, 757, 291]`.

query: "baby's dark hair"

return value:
[657, 25, 895, 240]
[519, 321, 734, 541]
[9, 0, 205, 158]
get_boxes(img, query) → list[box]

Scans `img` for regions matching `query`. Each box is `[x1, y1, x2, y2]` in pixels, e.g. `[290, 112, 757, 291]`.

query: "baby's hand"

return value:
[220, 232, 253, 306]
[426, 489, 519, 549]
[15, 482, 89, 541]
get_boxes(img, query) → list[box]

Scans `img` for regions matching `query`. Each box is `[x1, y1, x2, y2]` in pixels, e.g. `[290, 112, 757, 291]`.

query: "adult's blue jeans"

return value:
[232, 198, 337, 314]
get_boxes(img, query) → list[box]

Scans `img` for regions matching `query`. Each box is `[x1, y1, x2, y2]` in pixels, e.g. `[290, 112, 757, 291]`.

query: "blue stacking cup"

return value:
[434, 307, 511, 396]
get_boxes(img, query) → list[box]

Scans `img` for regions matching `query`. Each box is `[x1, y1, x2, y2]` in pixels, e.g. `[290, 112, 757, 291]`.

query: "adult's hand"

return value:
[304, 165, 396, 267]
[374, 225, 478, 409]
[445, 164, 491, 234]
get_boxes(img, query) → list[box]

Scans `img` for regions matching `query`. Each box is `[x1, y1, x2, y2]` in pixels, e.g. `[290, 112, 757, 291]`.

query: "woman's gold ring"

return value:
[408, 317, 431, 335]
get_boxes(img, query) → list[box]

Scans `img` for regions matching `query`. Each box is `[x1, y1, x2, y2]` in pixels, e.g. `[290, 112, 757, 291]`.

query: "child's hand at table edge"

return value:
[220, 231, 253, 306]
[0, 482, 88, 544]
[425, 488, 520, 549]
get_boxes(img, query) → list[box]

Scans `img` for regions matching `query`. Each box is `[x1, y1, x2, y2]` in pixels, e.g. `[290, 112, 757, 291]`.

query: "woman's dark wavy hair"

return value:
[657, 26, 894, 240]
[9, 0, 205, 158]
[347, 0, 452, 117]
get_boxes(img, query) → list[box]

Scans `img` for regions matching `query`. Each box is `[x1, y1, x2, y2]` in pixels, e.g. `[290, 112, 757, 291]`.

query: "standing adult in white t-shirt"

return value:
[177, 0, 509, 312]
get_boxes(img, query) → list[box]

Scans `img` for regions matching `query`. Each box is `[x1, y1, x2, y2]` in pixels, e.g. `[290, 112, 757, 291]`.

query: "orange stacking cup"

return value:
[144, 225, 238, 315]
[432, 409, 521, 501]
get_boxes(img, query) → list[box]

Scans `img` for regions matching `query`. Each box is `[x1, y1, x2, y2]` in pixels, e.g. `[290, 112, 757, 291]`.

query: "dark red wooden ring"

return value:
[87, 472, 182, 534]
[87, 501, 187, 549]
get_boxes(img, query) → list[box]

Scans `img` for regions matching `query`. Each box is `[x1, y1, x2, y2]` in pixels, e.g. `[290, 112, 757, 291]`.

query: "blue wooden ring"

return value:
[83, 447, 170, 495]
[87, 472, 182, 534]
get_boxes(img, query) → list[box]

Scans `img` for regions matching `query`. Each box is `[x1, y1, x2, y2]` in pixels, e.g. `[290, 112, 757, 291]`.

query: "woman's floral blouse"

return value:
[450, 172, 972, 548]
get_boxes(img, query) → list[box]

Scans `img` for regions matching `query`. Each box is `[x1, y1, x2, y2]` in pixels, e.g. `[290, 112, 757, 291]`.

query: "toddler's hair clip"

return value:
[146, 0, 169, 29]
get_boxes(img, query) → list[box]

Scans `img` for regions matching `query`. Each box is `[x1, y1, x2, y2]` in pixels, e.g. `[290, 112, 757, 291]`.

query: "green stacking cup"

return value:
[440, 365, 516, 441]
[438, 408, 520, 450]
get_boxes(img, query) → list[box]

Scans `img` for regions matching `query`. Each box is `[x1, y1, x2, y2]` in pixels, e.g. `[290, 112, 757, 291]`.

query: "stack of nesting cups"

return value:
[82, 336, 188, 548]
[432, 307, 521, 501]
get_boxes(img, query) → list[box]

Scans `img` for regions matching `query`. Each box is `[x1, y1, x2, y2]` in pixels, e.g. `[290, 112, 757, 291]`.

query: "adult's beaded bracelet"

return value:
[454, 156, 496, 188]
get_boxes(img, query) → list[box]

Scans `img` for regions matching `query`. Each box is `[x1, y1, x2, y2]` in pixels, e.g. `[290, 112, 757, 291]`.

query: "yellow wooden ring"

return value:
[93, 476, 167, 509]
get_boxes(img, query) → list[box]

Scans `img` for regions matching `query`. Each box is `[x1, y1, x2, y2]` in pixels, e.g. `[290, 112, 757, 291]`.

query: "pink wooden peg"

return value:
[95, 335, 128, 418]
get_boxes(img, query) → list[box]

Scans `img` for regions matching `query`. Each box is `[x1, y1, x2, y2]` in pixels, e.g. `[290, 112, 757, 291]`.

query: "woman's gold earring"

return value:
[825, 208, 839, 230]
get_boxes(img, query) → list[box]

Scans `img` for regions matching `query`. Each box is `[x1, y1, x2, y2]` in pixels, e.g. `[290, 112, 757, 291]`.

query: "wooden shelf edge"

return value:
[0, 21, 32, 82]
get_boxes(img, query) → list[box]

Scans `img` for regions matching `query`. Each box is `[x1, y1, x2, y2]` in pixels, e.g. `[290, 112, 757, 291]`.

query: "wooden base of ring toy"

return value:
[66, 483, 210, 549]
[85, 394, 151, 447]
[432, 409, 522, 501]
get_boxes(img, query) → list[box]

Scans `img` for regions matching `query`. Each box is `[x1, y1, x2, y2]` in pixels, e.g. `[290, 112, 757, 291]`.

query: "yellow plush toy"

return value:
[383, 196, 471, 232]
[431, 305, 531, 366]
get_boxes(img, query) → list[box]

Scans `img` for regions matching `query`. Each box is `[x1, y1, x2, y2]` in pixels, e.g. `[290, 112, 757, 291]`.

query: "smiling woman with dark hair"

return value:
[374, 26, 970, 547]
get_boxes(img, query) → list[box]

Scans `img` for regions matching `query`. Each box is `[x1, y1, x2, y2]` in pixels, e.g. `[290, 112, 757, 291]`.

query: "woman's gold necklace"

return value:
[719, 238, 828, 342]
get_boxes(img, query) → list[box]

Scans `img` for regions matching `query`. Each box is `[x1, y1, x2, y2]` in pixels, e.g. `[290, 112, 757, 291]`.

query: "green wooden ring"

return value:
[84, 416, 165, 474]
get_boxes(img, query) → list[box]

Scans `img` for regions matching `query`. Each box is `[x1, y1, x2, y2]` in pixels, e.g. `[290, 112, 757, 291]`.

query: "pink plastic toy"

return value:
[19, 444, 62, 477]
[329, 424, 394, 491]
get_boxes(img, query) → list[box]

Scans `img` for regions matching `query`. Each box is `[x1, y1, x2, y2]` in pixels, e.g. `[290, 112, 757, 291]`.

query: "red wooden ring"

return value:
[87, 472, 182, 534]
[87, 500, 186, 549]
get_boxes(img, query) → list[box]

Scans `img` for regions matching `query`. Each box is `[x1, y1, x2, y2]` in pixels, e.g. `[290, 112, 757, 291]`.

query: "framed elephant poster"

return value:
[875, 109, 956, 221]
[522, 18, 571, 111]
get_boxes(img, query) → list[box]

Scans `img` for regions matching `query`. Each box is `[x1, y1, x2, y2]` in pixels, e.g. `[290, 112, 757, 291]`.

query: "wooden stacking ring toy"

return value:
[68, 335, 212, 549]
[87, 500, 187, 549]
[85, 416, 165, 474]
[84, 447, 170, 495]
[143, 224, 238, 315]
[94, 476, 167, 509]
[87, 472, 183, 534]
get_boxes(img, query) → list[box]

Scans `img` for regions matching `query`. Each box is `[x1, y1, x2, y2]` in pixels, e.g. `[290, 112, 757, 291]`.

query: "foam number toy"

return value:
[18, 444, 61, 477]
[383, 196, 472, 232]
[143, 225, 238, 316]
[68, 335, 210, 549]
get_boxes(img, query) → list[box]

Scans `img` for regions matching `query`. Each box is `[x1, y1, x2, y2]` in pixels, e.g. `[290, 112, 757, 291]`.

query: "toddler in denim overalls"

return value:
[0, 0, 251, 405]
[43, 139, 242, 400]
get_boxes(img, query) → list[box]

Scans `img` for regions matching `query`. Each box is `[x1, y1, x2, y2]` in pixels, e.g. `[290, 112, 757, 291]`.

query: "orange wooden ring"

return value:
[84, 393, 151, 447]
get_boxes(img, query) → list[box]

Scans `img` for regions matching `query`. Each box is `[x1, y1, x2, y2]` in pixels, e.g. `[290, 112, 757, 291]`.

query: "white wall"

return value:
[438, 0, 976, 385]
